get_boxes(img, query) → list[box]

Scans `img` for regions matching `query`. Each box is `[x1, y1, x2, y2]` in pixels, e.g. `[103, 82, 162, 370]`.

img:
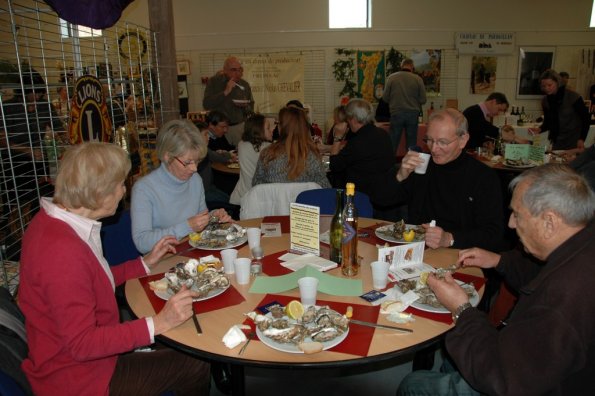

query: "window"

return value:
[329, 0, 371, 29]
[60, 19, 102, 38]
[591, 0, 595, 27]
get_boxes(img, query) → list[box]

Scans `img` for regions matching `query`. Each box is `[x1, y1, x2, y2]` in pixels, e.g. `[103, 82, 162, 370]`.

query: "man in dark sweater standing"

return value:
[462, 92, 509, 149]
[384, 109, 504, 251]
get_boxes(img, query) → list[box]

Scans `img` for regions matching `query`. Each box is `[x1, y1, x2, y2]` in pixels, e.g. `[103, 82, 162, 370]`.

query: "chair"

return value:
[0, 369, 27, 396]
[239, 182, 321, 220]
[295, 188, 374, 218]
[100, 209, 140, 266]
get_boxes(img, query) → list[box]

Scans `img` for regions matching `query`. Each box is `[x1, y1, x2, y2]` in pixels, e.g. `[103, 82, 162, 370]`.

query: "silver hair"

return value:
[156, 119, 207, 163]
[427, 108, 468, 137]
[510, 164, 595, 226]
[345, 98, 375, 124]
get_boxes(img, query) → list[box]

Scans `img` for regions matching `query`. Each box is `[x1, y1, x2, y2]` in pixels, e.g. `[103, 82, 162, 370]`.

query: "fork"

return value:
[238, 332, 255, 356]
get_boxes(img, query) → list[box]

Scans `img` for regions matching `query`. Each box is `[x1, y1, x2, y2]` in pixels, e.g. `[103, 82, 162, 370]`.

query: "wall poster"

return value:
[357, 50, 385, 103]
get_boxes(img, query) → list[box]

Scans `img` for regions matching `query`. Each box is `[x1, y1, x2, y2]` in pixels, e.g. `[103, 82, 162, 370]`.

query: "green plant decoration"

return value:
[332, 48, 361, 98]
[386, 47, 405, 76]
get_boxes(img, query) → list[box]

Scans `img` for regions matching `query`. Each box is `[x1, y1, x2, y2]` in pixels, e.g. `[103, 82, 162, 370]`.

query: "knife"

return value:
[191, 305, 202, 335]
[349, 319, 413, 333]
[156, 245, 197, 265]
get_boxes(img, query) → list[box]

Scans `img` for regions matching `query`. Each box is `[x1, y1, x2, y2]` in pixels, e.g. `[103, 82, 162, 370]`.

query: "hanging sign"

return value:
[456, 32, 515, 55]
[68, 75, 112, 144]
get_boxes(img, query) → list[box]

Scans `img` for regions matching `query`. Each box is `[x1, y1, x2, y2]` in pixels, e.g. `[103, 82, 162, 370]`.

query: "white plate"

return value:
[255, 310, 349, 354]
[410, 281, 480, 314]
[375, 224, 424, 244]
[189, 235, 247, 251]
[503, 160, 538, 169]
[154, 282, 230, 302]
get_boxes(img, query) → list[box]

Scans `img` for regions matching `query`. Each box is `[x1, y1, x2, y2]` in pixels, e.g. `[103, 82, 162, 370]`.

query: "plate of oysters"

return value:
[395, 270, 479, 314]
[246, 304, 349, 354]
[150, 258, 230, 302]
[503, 158, 538, 169]
[375, 220, 426, 244]
[188, 217, 247, 250]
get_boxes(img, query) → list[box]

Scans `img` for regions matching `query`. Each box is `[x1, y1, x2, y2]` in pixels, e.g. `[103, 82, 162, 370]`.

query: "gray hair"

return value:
[510, 164, 595, 226]
[156, 119, 207, 163]
[427, 108, 468, 137]
[345, 98, 375, 124]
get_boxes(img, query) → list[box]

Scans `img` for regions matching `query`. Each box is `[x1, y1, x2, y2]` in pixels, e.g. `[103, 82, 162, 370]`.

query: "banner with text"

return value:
[241, 54, 304, 114]
[456, 32, 515, 55]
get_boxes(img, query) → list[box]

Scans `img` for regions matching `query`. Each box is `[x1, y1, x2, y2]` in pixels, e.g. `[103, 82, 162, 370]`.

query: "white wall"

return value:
[121, 0, 595, 127]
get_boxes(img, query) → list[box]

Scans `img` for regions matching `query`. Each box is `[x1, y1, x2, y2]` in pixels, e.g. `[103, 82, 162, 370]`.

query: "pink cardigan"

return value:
[19, 209, 151, 396]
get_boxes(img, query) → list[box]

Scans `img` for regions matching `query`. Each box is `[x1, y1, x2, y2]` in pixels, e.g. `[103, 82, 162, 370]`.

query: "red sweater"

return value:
[19, 209, 151, 396]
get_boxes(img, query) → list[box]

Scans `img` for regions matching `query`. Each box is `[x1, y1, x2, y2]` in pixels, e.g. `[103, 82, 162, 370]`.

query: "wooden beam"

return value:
[148, 0, 179, 124]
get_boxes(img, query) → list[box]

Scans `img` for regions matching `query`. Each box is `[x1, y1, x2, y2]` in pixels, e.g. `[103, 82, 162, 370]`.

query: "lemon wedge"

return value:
[345, 306, 353, 319]
[189, 232, 201, 243]
[285, 300, 305, 320]
[419, 271, 430, 285]
[403, 229, 416, 242]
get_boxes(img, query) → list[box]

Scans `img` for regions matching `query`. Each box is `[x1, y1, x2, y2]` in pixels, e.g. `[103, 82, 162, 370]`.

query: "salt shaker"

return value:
[250, 246, 264, 276]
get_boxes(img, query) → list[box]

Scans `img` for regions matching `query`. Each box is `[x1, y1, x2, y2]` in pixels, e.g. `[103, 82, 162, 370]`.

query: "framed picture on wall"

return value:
[177, 61, 190, 76]
[517, 47, 555, 98]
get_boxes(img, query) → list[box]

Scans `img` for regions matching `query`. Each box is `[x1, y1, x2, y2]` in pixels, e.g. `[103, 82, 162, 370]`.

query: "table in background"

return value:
[125, 217, 484, 395]
[211, 161, 240, 195]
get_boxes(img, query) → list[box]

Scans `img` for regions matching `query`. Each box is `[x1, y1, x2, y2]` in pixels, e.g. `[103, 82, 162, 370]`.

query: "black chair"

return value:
[295, 188, 374, 217]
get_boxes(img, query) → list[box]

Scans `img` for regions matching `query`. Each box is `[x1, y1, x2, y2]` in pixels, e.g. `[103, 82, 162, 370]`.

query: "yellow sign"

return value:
[289, 203, 320, 256]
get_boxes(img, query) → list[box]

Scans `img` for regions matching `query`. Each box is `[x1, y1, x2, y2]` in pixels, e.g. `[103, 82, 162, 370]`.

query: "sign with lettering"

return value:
[241, 54, 304, 114]
[456, 32, 515, 54]
[68, 75, 112, 144]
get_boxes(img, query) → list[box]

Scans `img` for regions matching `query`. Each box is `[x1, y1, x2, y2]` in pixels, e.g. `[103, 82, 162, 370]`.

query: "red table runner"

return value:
[243, 294, 380, 357]
[138, 273, 245, 313]
[403, 272, 486, 325]
[262, 216, 290, 234]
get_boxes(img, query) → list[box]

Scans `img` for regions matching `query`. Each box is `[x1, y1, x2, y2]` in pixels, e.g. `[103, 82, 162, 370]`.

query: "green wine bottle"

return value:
[330, 189, 344, 264]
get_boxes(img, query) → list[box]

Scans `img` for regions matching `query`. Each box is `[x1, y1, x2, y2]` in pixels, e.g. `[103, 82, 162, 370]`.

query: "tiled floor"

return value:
[210, 350, 444, 396]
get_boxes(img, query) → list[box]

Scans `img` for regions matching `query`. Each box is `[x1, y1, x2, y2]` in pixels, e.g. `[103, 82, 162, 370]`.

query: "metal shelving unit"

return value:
[0, 0, 162, 295]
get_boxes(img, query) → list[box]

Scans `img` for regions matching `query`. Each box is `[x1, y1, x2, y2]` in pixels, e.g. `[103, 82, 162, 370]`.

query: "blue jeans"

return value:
[397, 358, 481, 396]
[389, 111, 420, 154]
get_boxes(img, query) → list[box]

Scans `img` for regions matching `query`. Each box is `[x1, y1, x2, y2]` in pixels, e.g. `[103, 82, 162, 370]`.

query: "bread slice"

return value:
[298, 341, 323, 354]
[148, 278, 168, 291]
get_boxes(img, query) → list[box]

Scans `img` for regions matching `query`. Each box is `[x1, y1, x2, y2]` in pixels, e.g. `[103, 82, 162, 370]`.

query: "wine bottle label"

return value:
[342, 222, 356, 244]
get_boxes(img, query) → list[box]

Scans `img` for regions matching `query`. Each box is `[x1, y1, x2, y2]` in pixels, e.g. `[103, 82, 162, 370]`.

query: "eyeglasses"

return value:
[422, 136, 459, 148]
[174, 156, 199, 168]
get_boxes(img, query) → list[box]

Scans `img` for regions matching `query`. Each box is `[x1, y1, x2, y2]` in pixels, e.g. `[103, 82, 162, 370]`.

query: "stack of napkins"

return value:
[278, 252, 338, 272]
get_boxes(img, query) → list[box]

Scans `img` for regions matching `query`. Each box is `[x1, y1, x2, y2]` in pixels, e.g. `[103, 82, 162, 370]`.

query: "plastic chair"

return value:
[100, 209, 141, 266]
[295, 188, 374, 218]
[240, 182, 321, 220]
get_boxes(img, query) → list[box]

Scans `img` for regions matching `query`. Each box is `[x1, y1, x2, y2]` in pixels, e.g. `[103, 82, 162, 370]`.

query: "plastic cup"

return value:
[476, 147, 484, 158]
[414, 152, 431, 174]
[220, 249, 238, 274]
[371, 261, 390, 290]
[233, 258, 251, 285]
[297, 277, 319, 306]
[247, 227, 261, 250]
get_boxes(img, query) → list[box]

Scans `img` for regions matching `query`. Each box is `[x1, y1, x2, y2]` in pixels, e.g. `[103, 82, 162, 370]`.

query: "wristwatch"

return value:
[452, 302, 472, 324]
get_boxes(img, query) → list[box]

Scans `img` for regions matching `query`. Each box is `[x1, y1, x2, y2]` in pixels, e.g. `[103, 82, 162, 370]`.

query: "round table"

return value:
[125, 217, 484, 395]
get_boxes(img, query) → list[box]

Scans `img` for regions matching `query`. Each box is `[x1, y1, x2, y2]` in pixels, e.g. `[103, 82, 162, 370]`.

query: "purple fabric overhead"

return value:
[43, 0, 135, 29]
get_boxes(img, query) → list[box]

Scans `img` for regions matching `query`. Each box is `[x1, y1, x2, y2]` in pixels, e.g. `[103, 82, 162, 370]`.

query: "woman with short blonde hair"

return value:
[54, 142, 130, 210]
[132, 119, 231, 253]
[20, 142, 210, 396]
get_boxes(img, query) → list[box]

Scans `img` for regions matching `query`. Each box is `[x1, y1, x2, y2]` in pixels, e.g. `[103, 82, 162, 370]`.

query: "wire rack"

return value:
[0, 0, 162, 293]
